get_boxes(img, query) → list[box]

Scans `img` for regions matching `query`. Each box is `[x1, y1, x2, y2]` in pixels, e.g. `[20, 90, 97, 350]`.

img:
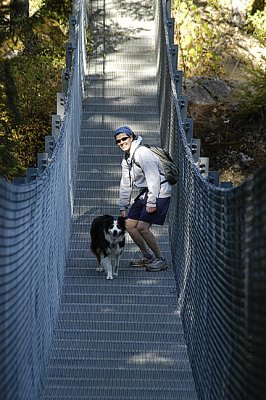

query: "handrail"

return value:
[156, 1, 266, 399]
[0, 1, 87, 398]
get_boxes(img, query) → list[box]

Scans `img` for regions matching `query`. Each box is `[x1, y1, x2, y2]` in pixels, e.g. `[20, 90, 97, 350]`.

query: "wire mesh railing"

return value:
[156, 1, 266, 399]
[0, 2, 87, 399]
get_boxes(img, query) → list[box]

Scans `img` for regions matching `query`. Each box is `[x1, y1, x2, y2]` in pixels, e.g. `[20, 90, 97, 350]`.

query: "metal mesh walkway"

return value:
[39, 0, 198, 398]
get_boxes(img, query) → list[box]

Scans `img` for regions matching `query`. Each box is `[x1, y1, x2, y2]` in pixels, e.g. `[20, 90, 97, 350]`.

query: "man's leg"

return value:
[126, 218, 151, 257]
[126, 218, 162, 258]
[136, 221, 162, 258]
[137, 221, 168, 271]
[126, 218, 167, 271]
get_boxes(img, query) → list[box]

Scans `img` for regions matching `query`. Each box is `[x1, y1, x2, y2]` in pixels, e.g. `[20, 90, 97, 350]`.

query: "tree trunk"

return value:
[10, 0, 29, 20]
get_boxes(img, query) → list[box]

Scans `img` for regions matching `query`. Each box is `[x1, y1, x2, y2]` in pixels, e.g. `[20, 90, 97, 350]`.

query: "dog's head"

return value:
[107, 216, 126, 238]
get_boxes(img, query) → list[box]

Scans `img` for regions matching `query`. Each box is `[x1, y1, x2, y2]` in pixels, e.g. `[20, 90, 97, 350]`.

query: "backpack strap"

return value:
[133, 187, 148, 202]
[126, 144, 166, 184]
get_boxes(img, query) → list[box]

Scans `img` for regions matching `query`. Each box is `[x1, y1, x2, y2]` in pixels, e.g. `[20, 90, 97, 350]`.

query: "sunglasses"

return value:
[115, 136, 129, 144]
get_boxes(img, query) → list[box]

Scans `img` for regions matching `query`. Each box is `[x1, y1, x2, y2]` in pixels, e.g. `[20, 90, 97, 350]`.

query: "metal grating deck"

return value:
[39, 1, 198, 398]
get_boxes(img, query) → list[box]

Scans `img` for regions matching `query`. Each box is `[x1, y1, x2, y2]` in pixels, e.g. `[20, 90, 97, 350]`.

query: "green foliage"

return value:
[41, 0, 72, 24]
[0, 2, 68, 181]
[0, 52, 62, 178]
[234, 60, 266, 119]
[12, 119, 51, 169]
[172, 0, 223, 77]
[0, 126, 25, 180]
[246, 10, 266, 41]
[10, 54, 63, 121]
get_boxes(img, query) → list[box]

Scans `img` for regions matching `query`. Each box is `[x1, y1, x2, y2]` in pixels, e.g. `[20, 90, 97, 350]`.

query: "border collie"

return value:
[90, 215, 126, 280]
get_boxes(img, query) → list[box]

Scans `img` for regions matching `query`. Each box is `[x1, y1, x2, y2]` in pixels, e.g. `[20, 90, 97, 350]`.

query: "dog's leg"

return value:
[96, 253, 104, 272]
[113, 247, 123, 277]
[113, 253, 120, 276]
[102, 256, 113, 280]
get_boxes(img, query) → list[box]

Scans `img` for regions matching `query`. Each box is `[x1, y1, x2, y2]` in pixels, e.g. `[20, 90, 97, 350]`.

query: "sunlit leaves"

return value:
[246, 10, 266, 41]
[172, 0, 223, 77]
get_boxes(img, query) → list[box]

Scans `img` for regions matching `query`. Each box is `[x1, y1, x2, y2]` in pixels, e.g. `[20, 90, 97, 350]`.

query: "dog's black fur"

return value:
[90, 215, 126, 280]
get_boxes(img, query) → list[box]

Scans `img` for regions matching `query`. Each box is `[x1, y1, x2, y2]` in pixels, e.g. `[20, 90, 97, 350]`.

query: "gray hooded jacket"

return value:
[119, 136, 172, 211]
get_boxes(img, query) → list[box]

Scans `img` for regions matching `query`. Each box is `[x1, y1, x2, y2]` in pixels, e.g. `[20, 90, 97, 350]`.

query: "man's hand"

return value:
[120, 210, 126, 218]
[146, 206, 156, 213]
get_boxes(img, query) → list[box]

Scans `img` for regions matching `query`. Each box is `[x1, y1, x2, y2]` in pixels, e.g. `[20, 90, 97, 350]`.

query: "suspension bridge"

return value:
[0, 0, 265, 399]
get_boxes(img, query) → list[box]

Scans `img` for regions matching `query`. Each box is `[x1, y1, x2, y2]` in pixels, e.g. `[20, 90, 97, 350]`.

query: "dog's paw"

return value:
[106, 274, 113, 280]
[113, 272, 118, 276]
[96, 266, 104, 272]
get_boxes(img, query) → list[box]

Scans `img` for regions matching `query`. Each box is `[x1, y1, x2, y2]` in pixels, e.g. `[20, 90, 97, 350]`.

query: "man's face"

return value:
[115, 133, 132, 152]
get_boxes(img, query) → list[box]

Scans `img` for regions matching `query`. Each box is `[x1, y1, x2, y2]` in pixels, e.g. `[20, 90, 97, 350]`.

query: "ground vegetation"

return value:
[173, 0, 266, 185]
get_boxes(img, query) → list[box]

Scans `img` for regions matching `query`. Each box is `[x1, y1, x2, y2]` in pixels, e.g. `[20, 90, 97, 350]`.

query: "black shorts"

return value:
[127, 197, 170, 225]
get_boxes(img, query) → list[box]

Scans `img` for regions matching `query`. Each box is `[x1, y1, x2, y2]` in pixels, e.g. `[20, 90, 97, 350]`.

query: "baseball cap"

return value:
[114, 126, 134, 138]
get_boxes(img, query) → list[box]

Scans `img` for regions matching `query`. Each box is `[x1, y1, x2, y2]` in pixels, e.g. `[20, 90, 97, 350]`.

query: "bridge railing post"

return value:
[198, 157, 209, 178]
[13, 176, 26, 185]
[62, 68, 70, 94]
[183, 118, 193, 146]
[170, 44, 178, 72]
[191, 138, 201, 163]
[179, 95, 189, 121]
[37, 153, 49, 175]
[220, 181, 233, 188]
[26, 167, 38, 182]
[45, 136, 56, 159]
[166, 0, 172, 20]
[174, 70, 183, 96]
[72, 0, 79, 16]
[167, 18, 175, 46]
[208, 171, 220, 186]
[56, 93, 65, 119]
[52, 115, 62, 141]
[66, 42, 74, 70]
[69, 15, 76, 45]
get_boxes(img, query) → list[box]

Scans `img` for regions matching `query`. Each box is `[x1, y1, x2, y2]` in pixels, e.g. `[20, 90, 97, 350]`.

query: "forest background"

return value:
[0, 0, 265, 185]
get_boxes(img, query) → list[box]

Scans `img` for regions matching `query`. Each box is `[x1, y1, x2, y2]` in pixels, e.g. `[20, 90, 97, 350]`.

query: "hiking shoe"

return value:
[146, 257, 168, 271]
[130, 254, 154, 267]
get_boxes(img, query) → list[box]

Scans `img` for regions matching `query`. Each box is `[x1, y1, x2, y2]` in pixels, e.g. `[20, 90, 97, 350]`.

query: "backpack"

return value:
[131, 144, 179, 185]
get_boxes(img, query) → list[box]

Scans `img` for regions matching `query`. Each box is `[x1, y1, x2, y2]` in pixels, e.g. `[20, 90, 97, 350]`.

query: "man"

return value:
[114, 125, 171, 271]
